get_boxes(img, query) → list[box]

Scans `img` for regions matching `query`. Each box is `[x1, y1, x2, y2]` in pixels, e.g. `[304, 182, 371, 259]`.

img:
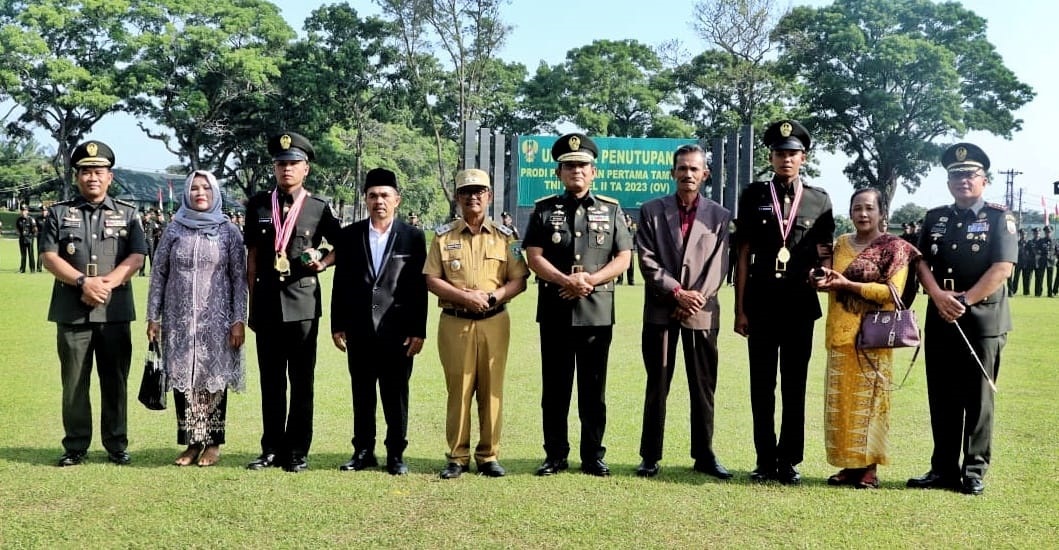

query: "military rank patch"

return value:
[1006, 214, 1017, 234]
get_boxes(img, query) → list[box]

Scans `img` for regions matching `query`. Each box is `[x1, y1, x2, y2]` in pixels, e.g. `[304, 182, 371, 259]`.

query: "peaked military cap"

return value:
[268, 132, 315, 162]
[363, 167, 398, 192]
[71, 140, 115, 168]
[942, 142, 989, 173]
[552, 133, 599, 163]
[455, 168, 491, 191]
[763, 120, 811, 151]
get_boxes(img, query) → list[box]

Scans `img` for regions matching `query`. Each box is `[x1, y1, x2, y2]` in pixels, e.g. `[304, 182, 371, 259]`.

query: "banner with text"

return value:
[516, 136, 698, 208]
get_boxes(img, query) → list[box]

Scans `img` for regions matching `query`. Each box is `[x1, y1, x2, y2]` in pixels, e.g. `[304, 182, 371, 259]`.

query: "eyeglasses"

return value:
[457, 187, 489, 197]
[948, 170, 984, 181]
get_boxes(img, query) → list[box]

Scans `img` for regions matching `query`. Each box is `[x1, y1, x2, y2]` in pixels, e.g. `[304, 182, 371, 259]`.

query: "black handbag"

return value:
[137, 340, 167, 410]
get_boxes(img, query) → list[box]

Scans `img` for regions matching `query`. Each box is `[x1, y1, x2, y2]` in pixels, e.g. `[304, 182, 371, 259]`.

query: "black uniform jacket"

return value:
[734, 180, 834, 321]
[244, 189, 341, 330]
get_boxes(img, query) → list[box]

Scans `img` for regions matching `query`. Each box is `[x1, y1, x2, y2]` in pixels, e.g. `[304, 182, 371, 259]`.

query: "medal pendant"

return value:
[275, 252, 291, 274]
[777, 246, 792, 264]
[775, 258, 787, 272]
[551, 232, 562, 244]
[66, 243, 76, 255]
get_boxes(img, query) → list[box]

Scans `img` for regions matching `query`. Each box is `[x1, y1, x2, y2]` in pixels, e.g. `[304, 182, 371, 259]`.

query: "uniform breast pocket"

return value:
[292, 226, 313, 252]
[484, 247, 507, 270]
[101, 231, 127, 258]
[441, 249, 464, 276]
[59, 230, 83, 260]
[589, 228, 612, 249]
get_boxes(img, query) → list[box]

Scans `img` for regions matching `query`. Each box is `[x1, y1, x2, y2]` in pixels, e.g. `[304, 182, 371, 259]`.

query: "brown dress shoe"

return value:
[197, 445, 221, 467]
[174, 445, 202, 467]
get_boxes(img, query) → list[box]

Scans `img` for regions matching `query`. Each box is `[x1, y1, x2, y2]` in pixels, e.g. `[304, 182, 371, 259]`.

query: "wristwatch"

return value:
[955, 294, 969, 306]
[487, 293, 497, 307]
[76, 275, 86, 289]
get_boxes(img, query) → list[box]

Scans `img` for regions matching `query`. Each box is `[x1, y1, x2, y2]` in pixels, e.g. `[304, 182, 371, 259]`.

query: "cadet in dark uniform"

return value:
[733, 120, 835, 485]
[16, 205, 37, 273]
[39, 140, 148, 467]
[244, 132, 341, 473]
[1019, 228, 1036, 295]
[1037, 225, 1055, 297]
[1009, 229, 1027, 295]
[36, 207, 50, 272]
[524, 133, 633, 477]
[908, 143, 1017, 496]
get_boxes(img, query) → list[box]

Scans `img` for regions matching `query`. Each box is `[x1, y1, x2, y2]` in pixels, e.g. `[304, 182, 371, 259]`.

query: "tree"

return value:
[0, 134, 52, 203]
[774, 0, 1034, 210]
[0, 0, 137, 194]
[282, 4, 400, 209]
[125, 0, 294, 199]
[528, 39, 687, 138]
[375, 0, 513, 213]
[890, 202, 927, 225]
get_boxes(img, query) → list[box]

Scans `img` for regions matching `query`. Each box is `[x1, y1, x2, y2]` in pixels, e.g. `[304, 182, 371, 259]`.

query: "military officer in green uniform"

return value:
[40, 140, 148, 467]
[524, 133, 633, 477]
[733, 120, 835, 485]
[908, 143, 1017, 496]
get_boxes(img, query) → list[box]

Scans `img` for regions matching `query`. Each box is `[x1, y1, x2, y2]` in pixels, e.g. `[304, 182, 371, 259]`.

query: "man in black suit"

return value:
[331, 168, 427, 476]
[244, 132, 341, 473]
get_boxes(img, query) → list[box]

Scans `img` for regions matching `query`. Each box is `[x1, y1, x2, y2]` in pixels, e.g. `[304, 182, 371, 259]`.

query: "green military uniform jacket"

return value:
[523, 191, 633, 326]
[918, 201, 1018, 336]
[40, 196, 149, 323]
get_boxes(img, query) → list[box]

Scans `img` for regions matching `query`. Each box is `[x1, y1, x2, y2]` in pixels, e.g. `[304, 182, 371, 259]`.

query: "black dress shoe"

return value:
[478, 461, 506, 477]
[581, 458, 611, 477]
[962, 477, 985, 496]
[246, 453, 279, 470]
[387, 456, 409, 476]
[339, 450, 379, 471]
[907, 470, 961, 491]
[750, 466, 775, 482]
[534, 457, 569, 476]
[107, 450, 131, 465]
[439, 462, 468, 479]
[635, 461, 660, 478]
[285, 455, 308, 473]
[56, 450, 87, 467]
[776, 463, 801, 485]
[693, 458, 733, 480]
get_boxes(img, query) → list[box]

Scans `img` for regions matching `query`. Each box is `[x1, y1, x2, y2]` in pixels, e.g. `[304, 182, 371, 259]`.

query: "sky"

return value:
[78, 0, 1058, 215]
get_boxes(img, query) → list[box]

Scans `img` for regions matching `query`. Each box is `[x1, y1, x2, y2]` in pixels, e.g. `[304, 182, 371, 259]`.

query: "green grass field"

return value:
[1, 236, 1056, 548]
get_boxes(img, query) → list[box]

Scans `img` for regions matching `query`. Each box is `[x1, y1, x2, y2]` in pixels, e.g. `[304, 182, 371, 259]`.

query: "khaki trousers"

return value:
[437, 310, 510, 465]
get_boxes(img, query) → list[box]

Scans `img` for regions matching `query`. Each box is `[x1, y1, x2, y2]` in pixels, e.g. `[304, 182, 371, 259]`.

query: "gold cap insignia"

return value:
[955, 147, 967, 161]
[86, 143, 98, 157]
[280, 134, 292, 150]
[569, 136, 581, 151]
[780, 123, 793, 138]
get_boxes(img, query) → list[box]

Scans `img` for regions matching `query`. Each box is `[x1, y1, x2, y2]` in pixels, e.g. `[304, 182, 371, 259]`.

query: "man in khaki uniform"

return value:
[424, 169, 528, 479]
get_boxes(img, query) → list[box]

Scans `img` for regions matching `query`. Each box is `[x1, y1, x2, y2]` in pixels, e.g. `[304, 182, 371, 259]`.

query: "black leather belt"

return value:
[442, 304, 506, 320]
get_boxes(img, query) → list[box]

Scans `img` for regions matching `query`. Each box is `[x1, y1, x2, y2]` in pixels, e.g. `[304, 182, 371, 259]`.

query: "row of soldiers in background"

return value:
[15, 204, 44, 273]
[1011, 225, 1059, 297]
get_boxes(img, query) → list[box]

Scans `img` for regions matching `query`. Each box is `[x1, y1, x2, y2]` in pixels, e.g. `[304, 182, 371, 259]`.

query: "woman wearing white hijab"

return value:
[147, 170, 247, 466]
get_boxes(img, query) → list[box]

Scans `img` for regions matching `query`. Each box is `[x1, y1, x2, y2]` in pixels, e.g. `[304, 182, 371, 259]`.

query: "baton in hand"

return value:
[953, 319, 998, 393]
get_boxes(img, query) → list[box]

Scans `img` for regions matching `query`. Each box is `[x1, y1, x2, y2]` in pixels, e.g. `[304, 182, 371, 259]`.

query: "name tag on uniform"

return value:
[445, 242, 462, 250]
[61, 220, 81, 228]
[757, 205, 773, 212]
[587, 214, 608, 222]
[968, 222, 989, 232]
[104, 218, 126, 227]
[258, 218, 272, 224]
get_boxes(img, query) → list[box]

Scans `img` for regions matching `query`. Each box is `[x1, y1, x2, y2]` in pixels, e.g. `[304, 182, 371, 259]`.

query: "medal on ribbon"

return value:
[768, 179, 804, 272]
[271, 189, 308, 281]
